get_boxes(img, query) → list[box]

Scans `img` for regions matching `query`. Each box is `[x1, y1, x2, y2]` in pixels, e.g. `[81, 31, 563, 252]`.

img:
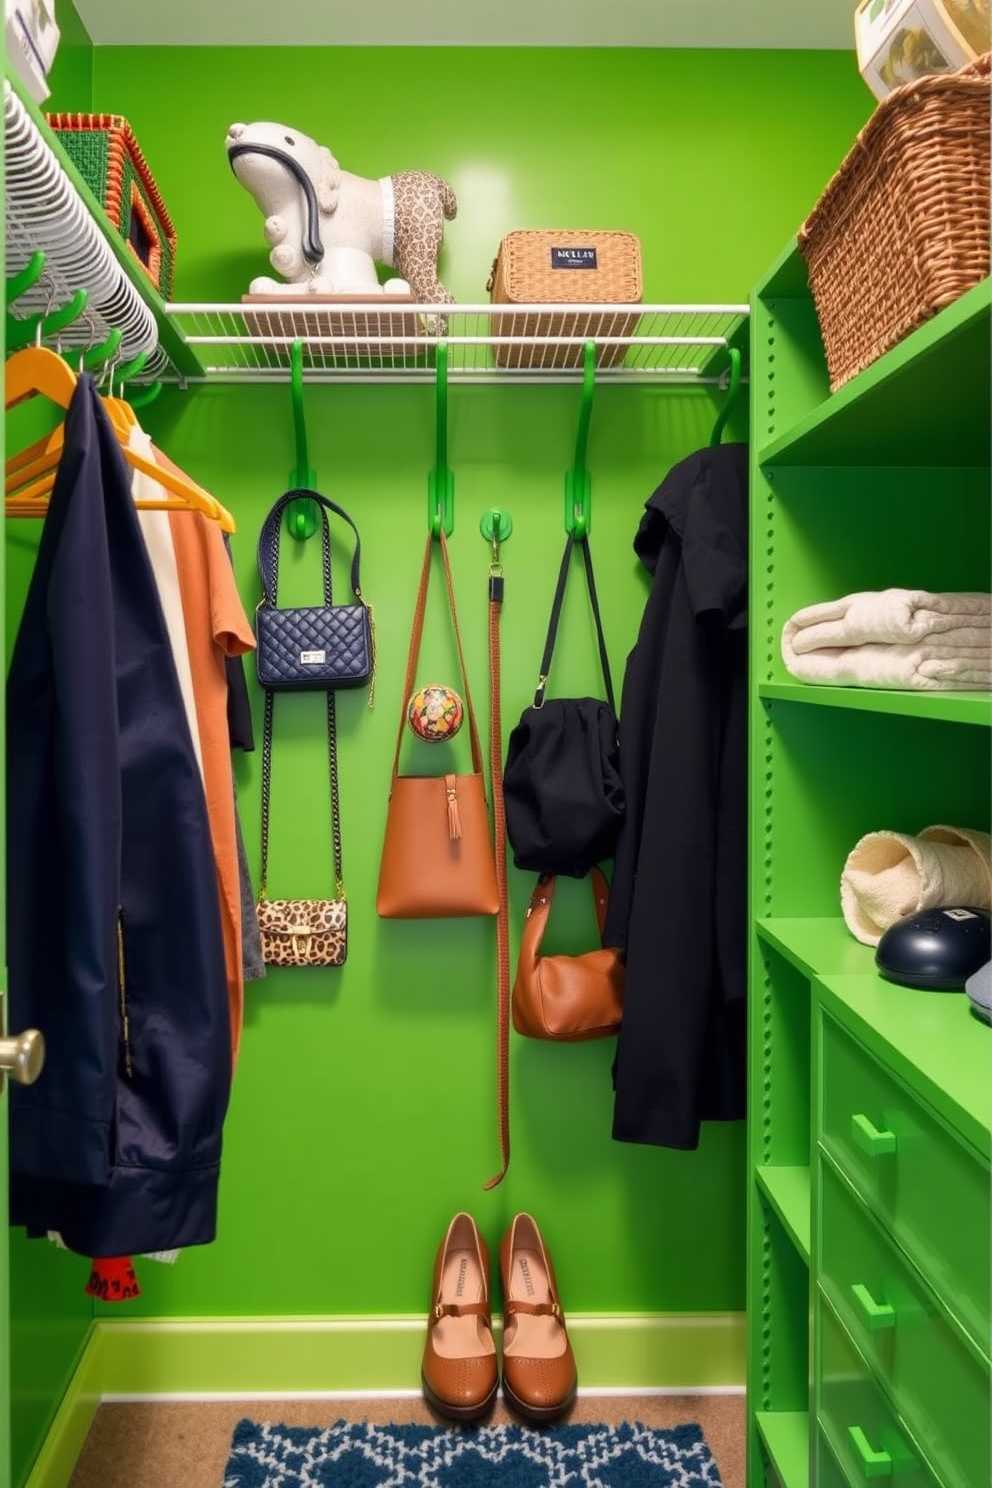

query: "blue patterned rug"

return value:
[222, 1419, 724, 1486]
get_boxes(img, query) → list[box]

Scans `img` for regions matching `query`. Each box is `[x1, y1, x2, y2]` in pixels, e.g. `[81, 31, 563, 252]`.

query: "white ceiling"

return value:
[73, 0, 858, 48]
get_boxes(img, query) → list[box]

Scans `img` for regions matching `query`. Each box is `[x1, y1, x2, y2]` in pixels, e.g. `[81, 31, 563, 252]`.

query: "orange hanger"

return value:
[4, 347, 235, 533]
[6, 422, 64, 478]
[6, 352, 133, 476]
[5, 343, 80, 413]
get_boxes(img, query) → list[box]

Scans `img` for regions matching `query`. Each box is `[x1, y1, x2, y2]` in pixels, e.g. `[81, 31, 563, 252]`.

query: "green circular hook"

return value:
[480, 508, 513, 542]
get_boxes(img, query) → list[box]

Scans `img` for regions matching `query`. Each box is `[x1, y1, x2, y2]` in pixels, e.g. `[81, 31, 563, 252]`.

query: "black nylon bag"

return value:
[504, 536, 624, 877]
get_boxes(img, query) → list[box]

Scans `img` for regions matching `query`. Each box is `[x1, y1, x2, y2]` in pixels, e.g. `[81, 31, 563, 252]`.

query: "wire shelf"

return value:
[164, 301, 749, 384]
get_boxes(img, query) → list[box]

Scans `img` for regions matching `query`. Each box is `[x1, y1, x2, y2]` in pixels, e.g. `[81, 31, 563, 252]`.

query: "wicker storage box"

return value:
[797, 53, 990, 393]
[45, 112, 177, 297]
[487, 229, 642, 369]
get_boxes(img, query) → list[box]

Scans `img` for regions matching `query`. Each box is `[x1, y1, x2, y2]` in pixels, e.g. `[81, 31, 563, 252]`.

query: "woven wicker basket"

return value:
[798, 53, 990, 393]
[487, 229, 642, 369]
[46, 113, 177, 297]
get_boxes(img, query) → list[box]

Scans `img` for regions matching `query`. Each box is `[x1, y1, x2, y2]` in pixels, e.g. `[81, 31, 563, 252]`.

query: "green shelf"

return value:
[818, 974, 992, 1160]
[756, 918, 876, 981]
[756, 1165, 811, 1263]
[759, 682, 992, 727]
[759, 275, 991, 468]
[755, 1410, 811, 1488]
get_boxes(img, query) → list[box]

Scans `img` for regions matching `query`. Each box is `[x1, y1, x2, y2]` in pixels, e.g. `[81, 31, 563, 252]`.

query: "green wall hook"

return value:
[7, 287, 88, 353]
[287, 338, 318, 542]
[480, 508, 513, 542]
[6, 251, 46, 310]
[428, 341, 454, 538]
[564, 340, 596, 540]
[710, 345, 743, 447]
[80, 327, 123, 373]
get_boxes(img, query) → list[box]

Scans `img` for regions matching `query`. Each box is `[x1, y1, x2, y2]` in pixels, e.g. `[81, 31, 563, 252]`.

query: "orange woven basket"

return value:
[798, 53, 990, 393]
[487, 229, 642, 369]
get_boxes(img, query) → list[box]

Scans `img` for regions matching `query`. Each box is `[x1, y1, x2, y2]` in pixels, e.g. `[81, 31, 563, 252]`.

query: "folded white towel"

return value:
[841, 824, 992, 945]
[786, 589, 990, 651]
[781, 636, 991, 690]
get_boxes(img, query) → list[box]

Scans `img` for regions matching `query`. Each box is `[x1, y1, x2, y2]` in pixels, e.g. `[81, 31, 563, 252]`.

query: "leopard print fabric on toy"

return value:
[389, 169, 457, 304]
[257, 897, 348, 967]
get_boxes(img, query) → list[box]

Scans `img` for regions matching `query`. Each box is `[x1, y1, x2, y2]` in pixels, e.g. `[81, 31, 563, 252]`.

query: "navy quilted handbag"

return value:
[255, 489, 375, 694]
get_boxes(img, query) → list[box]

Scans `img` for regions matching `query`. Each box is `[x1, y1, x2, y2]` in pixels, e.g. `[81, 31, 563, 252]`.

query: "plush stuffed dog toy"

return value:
[226, 120, 457, 303]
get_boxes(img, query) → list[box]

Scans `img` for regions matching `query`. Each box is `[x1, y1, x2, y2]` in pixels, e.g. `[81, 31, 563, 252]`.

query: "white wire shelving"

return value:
[164, 301, 749, 385]
[4, 75, 748, 392]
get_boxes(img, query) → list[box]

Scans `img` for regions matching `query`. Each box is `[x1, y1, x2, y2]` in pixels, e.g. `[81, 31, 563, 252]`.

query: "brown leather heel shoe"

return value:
[499, 1212, 577, 1423]
[421, 1212, 498, 1423]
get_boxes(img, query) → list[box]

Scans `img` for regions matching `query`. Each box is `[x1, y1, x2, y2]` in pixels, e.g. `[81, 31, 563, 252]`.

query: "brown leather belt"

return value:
[484, 544, 510, 1189]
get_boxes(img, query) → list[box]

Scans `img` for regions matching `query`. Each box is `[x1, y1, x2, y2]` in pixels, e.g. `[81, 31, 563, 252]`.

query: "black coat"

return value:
[604, 444, 748, 1150]
[7, 377, 231, 1256]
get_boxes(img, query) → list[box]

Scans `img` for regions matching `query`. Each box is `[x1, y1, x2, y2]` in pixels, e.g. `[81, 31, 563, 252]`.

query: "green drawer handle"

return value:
[851, 1282, 896, 1331]
[848, 1425, 893, 1478]
[851, 1113, 897, 1156]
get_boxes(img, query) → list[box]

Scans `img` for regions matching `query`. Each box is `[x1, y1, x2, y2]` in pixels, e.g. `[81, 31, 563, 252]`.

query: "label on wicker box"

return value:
[550, 247, 598, 269]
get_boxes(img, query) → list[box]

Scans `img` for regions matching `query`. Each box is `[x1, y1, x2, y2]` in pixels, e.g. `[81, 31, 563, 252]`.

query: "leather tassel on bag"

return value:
[445, 774, 463, 840]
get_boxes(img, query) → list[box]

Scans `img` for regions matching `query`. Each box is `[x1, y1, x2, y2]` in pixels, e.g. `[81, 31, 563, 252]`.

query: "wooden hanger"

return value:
[4, 347, 235, 533]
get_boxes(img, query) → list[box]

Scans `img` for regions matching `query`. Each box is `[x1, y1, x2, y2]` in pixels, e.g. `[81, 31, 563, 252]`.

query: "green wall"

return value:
[8, 43, 873, 1343]
[91, 46, 871, 306]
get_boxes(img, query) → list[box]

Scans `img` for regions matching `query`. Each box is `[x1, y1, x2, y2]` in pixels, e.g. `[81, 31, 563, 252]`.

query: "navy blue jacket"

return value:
[7, 376, 231, 1256]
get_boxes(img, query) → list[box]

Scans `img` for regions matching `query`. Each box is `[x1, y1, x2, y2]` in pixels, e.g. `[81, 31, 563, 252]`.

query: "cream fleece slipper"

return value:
[840, 824, 992, 946]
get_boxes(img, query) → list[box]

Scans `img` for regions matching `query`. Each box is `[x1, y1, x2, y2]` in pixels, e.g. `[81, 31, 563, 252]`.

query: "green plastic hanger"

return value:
[709, 346, 742, 447]
[428, 341, 454, 539]
[286, 338, 318, 541]
[116, 349, 150, 385]
[80, 327, 123, 374]
[6, 251, 46, 310]
[564, 340, 596, 540]
[114, 345, 163, 415]
[127, 381, 163, 411]
[7, 287, 88, 354]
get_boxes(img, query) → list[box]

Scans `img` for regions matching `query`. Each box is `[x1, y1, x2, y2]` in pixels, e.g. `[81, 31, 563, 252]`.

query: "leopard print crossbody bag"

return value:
[256, 687, 347, 968]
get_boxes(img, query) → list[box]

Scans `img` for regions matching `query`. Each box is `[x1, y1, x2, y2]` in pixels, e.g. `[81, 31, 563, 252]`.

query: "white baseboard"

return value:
[101, 1383, 747, 1403]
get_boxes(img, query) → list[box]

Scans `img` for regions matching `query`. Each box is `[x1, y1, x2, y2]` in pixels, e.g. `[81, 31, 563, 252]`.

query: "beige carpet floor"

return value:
[68, 1394, 745, 1488]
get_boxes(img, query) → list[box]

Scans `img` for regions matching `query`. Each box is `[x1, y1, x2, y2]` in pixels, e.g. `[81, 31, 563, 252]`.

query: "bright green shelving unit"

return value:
[746, 243, 991, 1487]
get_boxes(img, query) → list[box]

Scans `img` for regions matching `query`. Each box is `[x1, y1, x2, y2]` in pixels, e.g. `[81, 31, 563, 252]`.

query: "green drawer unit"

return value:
[817, 1297, 941, 1488]
[817, 1007, 989, 1356]
[818, 1157, 989, 1488]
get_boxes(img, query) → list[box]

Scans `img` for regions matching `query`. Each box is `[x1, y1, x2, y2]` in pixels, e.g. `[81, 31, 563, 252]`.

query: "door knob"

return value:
[0, 1027, 45, 1087]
